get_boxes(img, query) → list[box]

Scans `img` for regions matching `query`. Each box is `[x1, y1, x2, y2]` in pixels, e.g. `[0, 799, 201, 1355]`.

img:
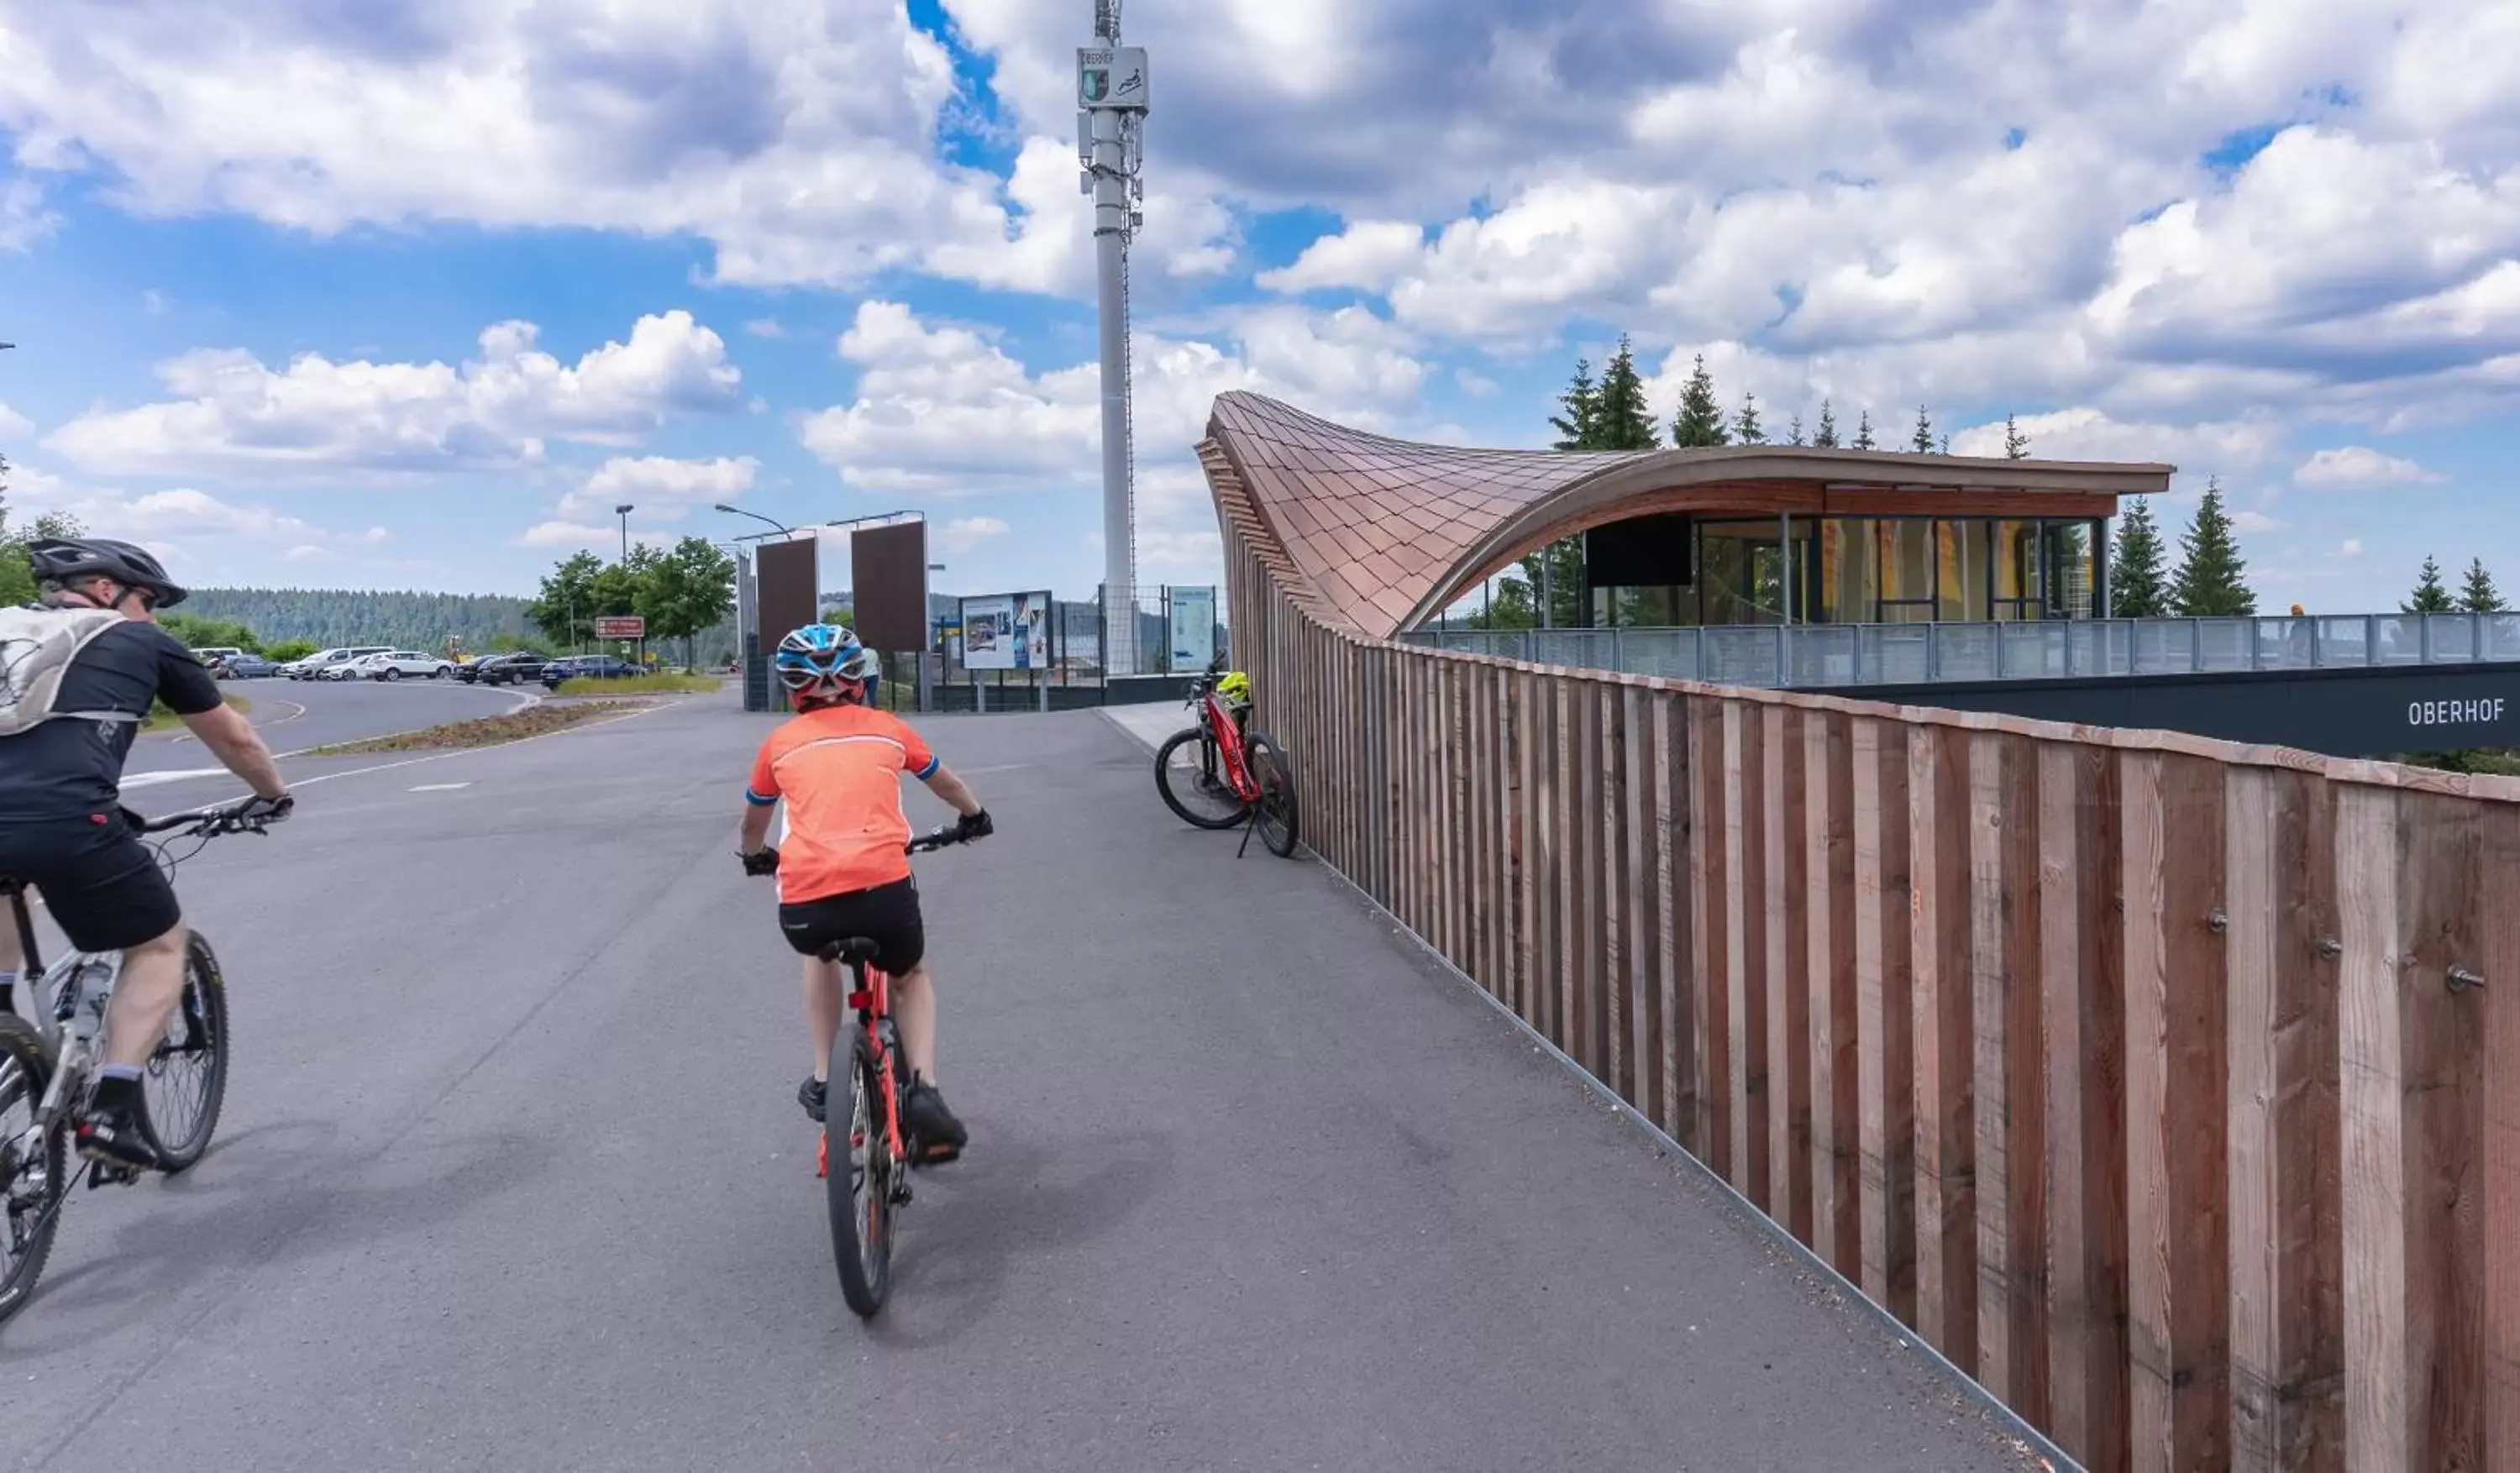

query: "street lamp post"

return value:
[711, 503, 794, 537]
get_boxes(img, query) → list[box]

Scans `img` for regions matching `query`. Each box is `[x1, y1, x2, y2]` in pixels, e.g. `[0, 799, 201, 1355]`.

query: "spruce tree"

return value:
[2110, 496, 2168, 618]
[1732, 392, 1766, 445]
[2460, 557, 2506, 613]
[1910, 406, 1935, 453]
[1851, 409, 1877, 450]
[1813, 400, 1840, 448]
[1593, 335, 1661, 450]
[1938, 432, 1950, 454]
[2404, 555, 2455, 613]
[1786, 412, 1805, 447]
[2167, 476, 2257, 616]
[1549, 357, 1599, 452]
[2003, 412, 2029, 459]
[1670, 354, 1730, 448]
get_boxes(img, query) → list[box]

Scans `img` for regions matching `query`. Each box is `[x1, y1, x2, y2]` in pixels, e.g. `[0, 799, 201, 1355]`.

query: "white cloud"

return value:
[0, 1, 1239, 296]
[141, 289, 170, 315]
[0, 402, 32, 441]
[518, 521, 675, 552]
[2293, 446, 2444, 490]
[363, 526, 391, 544]
[1456, 369, 1499, 398]
[0, 176, 58, 251]
[795, 300, 1437, 583]
[43, 311, 741, 478]
[937, 515, 1010, 553]
[2232, 510, 2283, 535]
[1257, 221, 1428, 296]
[796, 299, 1432, 498]
[2341, 537, 2365, 557]
[559, 453, 760, 521]
[744, 318, 785, 338]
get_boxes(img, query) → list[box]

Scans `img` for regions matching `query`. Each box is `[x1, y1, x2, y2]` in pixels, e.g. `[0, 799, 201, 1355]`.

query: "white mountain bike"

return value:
[0, 797, 278, 1326]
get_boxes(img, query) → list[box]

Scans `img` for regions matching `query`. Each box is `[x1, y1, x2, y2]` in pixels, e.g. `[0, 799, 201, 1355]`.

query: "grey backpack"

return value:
[0, 606, 144, 736]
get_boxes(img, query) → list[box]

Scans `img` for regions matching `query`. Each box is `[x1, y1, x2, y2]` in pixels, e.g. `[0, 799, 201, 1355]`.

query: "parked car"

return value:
[465, 652, 549, 686]
[541, 655, 641, 689]
[190, 645, 247, 669]
[213, 653, 280, 679]
[290, 647, 391, 680]
[353, 650, 456, 681]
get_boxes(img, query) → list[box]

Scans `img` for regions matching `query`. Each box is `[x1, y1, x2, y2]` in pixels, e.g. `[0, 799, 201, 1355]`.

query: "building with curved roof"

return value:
[1197, 391, 2176, 640]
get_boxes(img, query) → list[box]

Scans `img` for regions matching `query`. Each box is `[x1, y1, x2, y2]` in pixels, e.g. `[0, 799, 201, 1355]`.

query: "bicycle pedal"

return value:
[86, 1161, 141, 1190]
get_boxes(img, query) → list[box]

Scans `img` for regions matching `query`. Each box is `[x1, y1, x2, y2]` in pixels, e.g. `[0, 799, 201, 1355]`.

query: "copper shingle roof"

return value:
[1201, 392, 2176, 637]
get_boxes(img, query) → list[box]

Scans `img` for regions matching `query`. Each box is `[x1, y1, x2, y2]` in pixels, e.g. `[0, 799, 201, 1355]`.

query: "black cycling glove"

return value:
[239, 794, 294, 824]
[740, 846, 780, 877]
[955, 808, 994, 841]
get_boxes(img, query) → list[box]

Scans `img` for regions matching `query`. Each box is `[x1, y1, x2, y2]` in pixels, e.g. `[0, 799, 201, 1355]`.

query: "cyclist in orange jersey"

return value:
[736, 623, 991, 1161]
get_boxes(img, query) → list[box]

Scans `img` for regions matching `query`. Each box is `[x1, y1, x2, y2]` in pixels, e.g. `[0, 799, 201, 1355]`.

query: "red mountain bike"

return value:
[745, 823, 977, 1318]
[1152, 656, 1297, 858]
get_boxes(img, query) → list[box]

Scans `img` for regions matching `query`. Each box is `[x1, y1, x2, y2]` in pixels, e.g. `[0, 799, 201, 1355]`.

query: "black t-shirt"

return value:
[0, 619, 224, 819]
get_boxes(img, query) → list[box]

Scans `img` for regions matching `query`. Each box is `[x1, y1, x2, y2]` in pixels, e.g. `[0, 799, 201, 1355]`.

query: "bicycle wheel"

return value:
[1154, 728, 1247, 831]
[139, 932, 229, 1171]
[0, 1014, 66, 1326]
[826, 1025, 895, 1318]
[1246, 732, 1300, 858]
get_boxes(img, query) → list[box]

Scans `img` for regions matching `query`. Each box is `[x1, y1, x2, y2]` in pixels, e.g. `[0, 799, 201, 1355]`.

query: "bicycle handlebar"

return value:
[132, 795, 290, 838]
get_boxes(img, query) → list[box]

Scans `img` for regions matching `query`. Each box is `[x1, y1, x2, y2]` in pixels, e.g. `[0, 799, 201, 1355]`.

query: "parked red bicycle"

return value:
[1152, 656, 1298, 858]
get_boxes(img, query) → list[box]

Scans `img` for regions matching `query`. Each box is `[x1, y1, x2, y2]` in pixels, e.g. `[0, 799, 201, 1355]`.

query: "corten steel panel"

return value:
[851, 522, 929, 652]
[754, 536, 819, 647]
[1201, 391, 2175, 637]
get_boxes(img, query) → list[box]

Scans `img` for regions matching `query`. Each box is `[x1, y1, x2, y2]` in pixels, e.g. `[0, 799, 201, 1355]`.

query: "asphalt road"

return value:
[5, 691, 2040, 1472]
[126, 676, 536, 782]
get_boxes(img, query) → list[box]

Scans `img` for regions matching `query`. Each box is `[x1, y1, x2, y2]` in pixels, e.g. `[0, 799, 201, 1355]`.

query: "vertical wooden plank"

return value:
[1602, 684, 1635, 1106]
[2124, 753, 2231, 1473]
[1909, 723, 1979, 1368]
[1767, 705, 1813, 1244]
[1553, 679, 1578, 1054]
[1572, 684, 1605, 1077]
[2228, 768, 2351, 1473]
[2397, 793, 2486, 1473]
[1661, 693, 1698, 1153]
[1510, 668, 1536, 1025]
[1623, 683, 1662, 1124]
[1807, 706, 1861, 1280]
[1854, 716, 1918, 1325]
[2040, 742, 2130, 1472]
[1971, 731, 2048, 1423]
[2339, 784, 2407, 1473]
[1692, 696, 1733, 1177]
[1725, 700, 1771, 1208]
[2481, 801, 2520, 1471]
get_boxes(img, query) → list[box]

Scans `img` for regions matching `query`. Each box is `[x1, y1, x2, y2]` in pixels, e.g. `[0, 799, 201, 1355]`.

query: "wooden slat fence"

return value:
[1207, 440, 2520, 1473]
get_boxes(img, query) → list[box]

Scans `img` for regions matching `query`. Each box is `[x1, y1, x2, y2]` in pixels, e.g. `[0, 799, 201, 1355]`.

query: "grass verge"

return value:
[550, 672, 720, 697]
[304, 700, 643, 755]
[144, 692, 251, 731]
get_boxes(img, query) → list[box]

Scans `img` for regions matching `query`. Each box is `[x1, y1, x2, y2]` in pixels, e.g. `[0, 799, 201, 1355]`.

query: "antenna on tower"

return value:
[1079, 1, 1149, 674]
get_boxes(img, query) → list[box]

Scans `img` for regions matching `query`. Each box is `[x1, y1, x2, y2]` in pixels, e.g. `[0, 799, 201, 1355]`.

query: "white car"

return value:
[353, 650, 455, 681]
[291, 647, 391, 680]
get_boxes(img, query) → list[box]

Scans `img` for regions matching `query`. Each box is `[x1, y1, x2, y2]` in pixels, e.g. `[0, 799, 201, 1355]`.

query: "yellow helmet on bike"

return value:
[1217, 670, 1251, 704]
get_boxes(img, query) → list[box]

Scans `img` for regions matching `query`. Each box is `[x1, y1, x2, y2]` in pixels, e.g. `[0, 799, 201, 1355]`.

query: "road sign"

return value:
[1077, 47, 1148, 109]
[593, 616, 646, 638]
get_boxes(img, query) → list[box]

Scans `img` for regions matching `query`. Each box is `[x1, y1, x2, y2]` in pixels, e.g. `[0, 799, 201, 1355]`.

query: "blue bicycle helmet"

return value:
[775, 622, 879, 703]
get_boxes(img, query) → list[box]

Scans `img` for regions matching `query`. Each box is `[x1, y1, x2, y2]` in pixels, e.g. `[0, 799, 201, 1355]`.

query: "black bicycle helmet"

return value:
[25, 536, 188, 607]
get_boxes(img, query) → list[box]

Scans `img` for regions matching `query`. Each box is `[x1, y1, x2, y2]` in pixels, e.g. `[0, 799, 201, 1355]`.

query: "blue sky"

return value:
[0, 0, 2513, 613]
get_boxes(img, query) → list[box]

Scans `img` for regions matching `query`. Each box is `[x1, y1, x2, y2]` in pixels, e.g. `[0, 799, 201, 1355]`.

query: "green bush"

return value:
[550, 673, 719, 697]
[265, 638, 319, 663]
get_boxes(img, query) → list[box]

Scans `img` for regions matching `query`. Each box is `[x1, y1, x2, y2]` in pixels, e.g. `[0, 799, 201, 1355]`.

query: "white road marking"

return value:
[123, 768, 229, 789]
[408, 782, 473, 792]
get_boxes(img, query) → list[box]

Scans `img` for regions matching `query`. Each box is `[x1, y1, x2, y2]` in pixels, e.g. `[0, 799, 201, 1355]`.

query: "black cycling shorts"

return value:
[778, 875, 925, 975]
[0, 810, 181, 954]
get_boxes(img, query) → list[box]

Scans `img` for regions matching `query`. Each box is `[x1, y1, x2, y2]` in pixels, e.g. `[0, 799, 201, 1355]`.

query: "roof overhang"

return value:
[1203, 391, 2174, 638]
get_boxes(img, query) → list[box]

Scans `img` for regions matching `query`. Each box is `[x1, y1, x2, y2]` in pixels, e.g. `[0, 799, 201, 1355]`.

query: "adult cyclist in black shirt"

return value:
[0, 537, 291, 1171]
